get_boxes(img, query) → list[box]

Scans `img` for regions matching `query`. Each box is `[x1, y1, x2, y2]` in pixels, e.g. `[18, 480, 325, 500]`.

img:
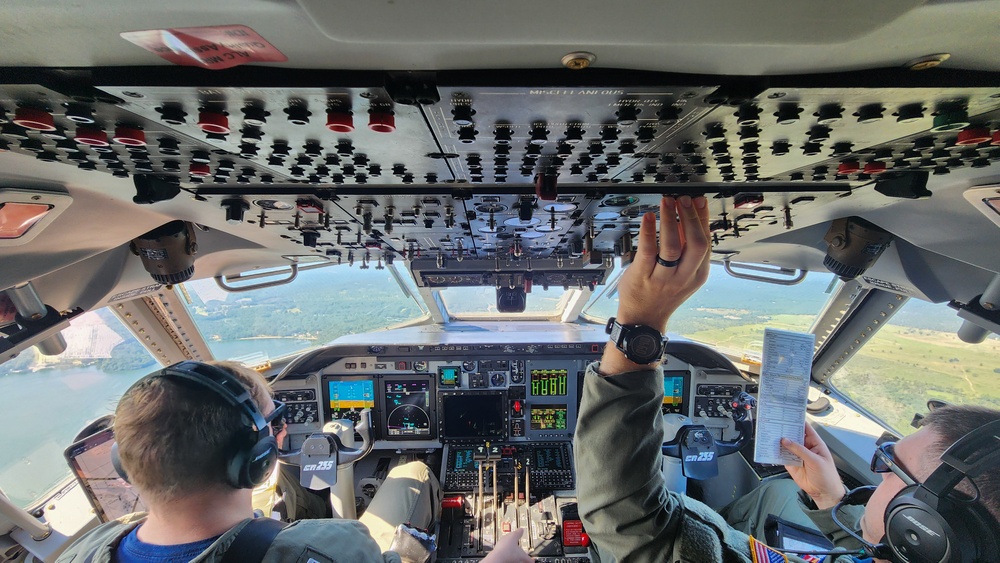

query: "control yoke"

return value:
[661, 392, 756, 480]
[279, 409, 375, 489]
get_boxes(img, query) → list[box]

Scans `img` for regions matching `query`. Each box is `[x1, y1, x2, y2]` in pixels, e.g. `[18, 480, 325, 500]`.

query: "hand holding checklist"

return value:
[753, 328, 815, 466]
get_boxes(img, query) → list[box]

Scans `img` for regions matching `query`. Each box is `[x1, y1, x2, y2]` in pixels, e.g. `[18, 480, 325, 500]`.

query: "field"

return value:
[687, 316, 1000, 435]
[832, 325, 1000, 433]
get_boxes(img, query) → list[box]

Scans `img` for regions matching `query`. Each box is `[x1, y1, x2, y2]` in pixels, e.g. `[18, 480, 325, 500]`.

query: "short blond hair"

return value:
[114, 361, 271, 504]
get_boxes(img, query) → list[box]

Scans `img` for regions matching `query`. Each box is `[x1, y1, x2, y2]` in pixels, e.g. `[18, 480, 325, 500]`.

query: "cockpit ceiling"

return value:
[1, 1, 999, 74]
[0, 69, 999, 312]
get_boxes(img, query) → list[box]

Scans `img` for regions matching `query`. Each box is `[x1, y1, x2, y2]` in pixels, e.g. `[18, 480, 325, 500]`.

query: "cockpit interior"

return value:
[1, 2, 999, 562]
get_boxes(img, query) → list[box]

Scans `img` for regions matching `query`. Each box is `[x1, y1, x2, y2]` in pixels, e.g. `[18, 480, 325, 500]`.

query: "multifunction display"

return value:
[533, 444, 568, 471]
[328, 380, 375, 410]
[441, 393, 506, 440]
[384, 380, 432, 437]
[323, 378, 375, 424]
[450, 447, 478, 472]
[530, 404, 568, 430]
[530, 369, 568, 397]
[663, 371, 688, 415]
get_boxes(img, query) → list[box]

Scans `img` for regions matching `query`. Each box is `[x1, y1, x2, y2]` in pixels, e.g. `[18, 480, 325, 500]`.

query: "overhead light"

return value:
[0, 188, 72, 246]
[0, 202, 52, 238]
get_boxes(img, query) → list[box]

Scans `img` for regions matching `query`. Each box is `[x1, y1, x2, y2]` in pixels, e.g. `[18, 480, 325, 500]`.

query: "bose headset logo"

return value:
[903, 514, 941, 537]
[253, 450, 272, 462]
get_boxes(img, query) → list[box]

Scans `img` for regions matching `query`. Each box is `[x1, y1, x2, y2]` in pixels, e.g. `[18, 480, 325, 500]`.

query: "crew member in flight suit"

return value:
[572, 195, 1000, 563]
[56, 360, 533, 563]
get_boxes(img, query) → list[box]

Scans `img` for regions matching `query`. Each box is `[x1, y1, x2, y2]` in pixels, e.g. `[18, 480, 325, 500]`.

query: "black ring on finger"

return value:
[656, 256, 680, 267]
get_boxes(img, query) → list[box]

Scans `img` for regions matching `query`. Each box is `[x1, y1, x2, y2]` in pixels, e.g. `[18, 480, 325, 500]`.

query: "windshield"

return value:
[583, 262, 839, 358]
[831, 299, 1000, 435]
[439, 286, 576, 319]
[180, 264, 427, 362]
[0, 310, 155, 508]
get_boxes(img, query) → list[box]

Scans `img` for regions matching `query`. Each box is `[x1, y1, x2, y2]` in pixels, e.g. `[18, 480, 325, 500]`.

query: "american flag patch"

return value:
[799, 554, 823, 563]
[750, 536, 788, 563]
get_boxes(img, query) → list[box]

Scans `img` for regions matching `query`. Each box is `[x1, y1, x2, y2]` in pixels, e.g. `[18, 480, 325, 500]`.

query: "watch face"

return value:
[627, 331, 662, 363]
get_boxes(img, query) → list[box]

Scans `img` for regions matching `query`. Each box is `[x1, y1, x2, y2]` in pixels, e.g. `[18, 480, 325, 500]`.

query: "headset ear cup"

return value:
[110, 442, 130, 484]
[230, 435, 278, 489]
[884, 490, 953, 563]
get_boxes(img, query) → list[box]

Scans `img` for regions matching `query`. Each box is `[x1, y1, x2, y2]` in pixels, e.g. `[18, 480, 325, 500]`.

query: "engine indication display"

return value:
[384, 380, 432, 437]
[530, 369, 568, 397]
[663, 371, 688, 415]
[530, 404, 568, 430]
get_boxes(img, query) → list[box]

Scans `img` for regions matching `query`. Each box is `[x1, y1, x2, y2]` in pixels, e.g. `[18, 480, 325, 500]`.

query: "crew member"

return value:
[57, 360, 534, 563]
[573, 195, 1000, 563]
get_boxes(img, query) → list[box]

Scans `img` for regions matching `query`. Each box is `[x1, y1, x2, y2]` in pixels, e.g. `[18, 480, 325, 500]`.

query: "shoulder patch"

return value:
[296, 548, 334, 563]
[749, 536, 788, 563]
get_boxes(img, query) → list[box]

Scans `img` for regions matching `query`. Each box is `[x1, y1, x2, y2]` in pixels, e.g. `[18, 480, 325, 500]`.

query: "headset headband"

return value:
[920, 418, 1000, 503]
[157, 360, 268, 438]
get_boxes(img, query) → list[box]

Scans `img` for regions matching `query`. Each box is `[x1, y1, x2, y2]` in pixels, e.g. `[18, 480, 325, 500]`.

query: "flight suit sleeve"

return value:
[798, 491, 867, 552]
[573, 363, 832, 563]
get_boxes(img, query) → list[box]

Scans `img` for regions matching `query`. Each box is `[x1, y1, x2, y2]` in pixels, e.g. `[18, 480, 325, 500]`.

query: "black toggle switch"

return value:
[616, 105, 640, 126]
[830, 142, 854, 157]
[735, 103, 760, 126]
[285, 105, 311, 125]
[493, 127, 513, 144]
[458, 126, 477, 144]
[856, 104, 884, 124]
[815, 104, 843, 125]
[452, 105, 476, 126]
[242, 106, 269, 126]
[658, 104, 682, 123]
[65, 103, 96, 124]
[564, 125, 585, 143]
[895, 104, 924, 123]
[774, 104, 802, 125]
[157, 104, 187, 125]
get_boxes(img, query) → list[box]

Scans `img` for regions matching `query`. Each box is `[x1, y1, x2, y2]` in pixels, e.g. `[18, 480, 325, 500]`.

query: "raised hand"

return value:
[600, 195, 711, 375]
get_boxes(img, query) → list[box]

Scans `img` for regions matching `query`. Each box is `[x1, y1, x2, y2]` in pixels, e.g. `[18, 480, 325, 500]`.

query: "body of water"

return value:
[0, 338, 314, 508]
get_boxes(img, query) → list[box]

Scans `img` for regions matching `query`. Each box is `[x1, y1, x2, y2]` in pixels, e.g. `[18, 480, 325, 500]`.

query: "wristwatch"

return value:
[605, 317, 667, 364]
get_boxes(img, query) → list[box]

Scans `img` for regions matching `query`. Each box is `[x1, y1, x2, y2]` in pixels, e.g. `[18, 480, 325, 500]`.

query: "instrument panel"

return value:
[315, 357, 585, 444]
[273, 324, 760, 452]
[269, 325, 763, 560]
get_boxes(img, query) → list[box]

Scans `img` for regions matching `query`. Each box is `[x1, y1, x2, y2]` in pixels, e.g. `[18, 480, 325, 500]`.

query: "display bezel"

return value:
[379, 374, 437, 441]
[321, 375, 378, 433]
[438, 390, 508, 442]
[529, 403, 569, 431]
[662, 369, 690, 415]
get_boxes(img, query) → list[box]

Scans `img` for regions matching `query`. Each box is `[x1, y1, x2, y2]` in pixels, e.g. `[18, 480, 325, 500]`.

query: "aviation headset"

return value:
[879, 418, 1000, 563]
[111, 361, 279, 490]
[830, 418, 1000, 563]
